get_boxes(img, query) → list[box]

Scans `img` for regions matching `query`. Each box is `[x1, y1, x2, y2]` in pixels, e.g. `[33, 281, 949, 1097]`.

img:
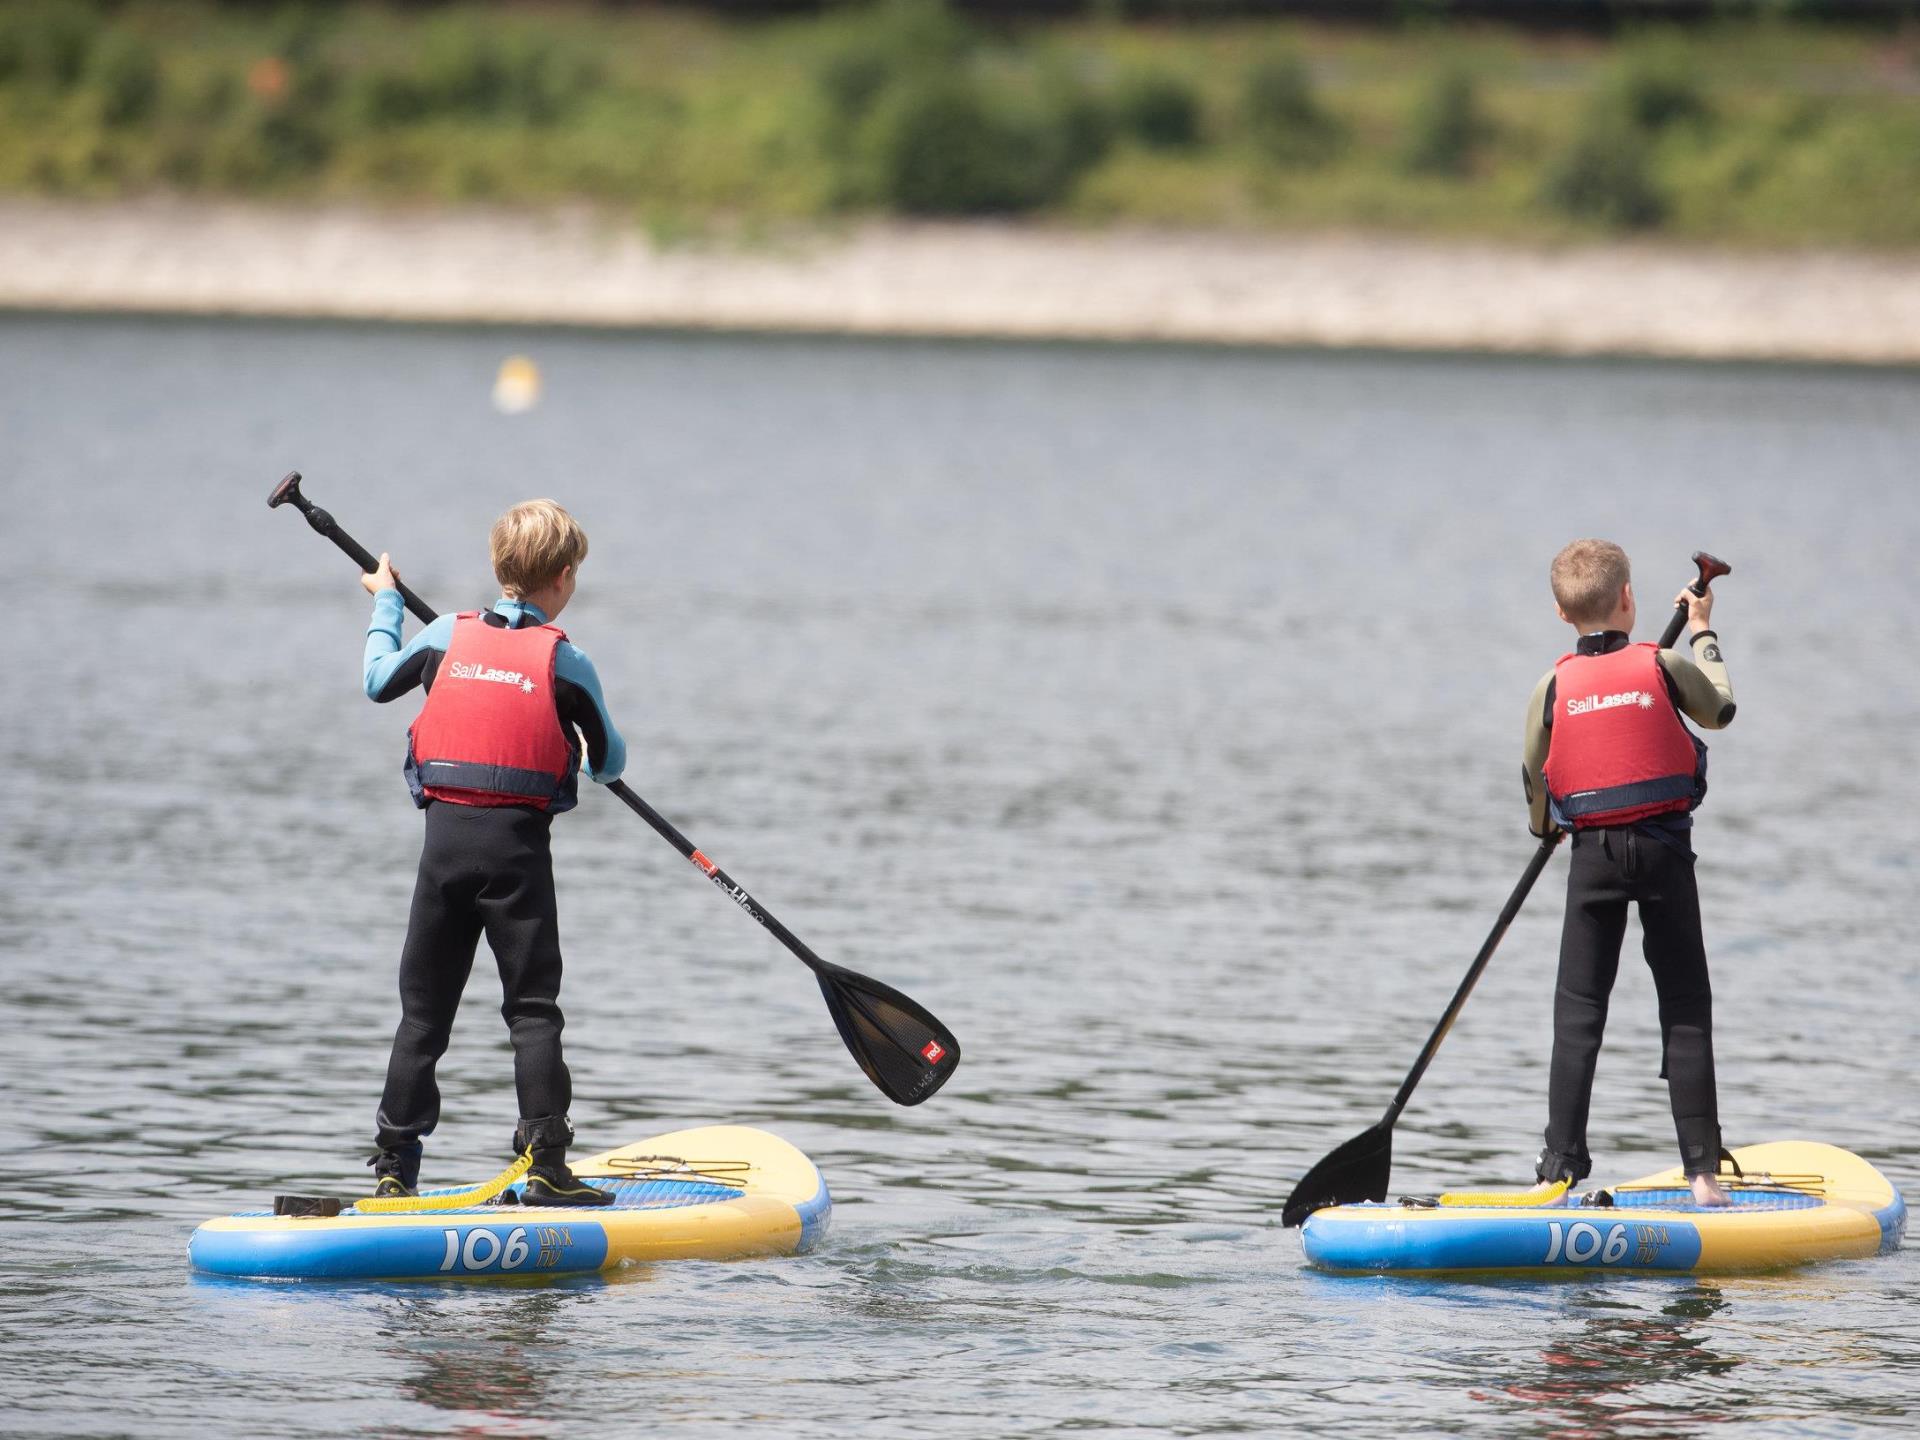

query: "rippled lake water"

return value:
[2, 314, 1916, 1438]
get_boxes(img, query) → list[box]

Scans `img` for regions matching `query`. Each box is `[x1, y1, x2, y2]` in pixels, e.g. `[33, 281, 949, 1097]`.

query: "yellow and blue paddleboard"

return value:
[190, 1125, 830, 1281]
[1302, 1141, 1905, 1276]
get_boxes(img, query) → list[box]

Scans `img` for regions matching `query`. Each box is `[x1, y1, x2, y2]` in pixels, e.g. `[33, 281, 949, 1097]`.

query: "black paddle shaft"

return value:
[606, 781, 834, 979]
[605, 779, 961, 1106]
[1378, 833, 1560, 1131]
[269, 471, 438, 626]
[267, 470, 961, 1105]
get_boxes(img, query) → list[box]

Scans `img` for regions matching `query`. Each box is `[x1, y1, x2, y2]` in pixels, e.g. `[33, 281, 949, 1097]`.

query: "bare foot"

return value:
[1690, 1173, 1731, 1207]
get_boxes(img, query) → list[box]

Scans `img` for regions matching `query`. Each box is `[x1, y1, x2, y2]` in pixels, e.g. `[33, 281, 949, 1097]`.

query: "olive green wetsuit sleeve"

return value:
[1521, 668, 1556, 838]
[1656, 631, 1737, 730]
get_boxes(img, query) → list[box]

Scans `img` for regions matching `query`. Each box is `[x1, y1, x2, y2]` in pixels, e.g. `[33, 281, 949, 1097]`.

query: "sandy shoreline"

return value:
[5, 197, 1919, 364]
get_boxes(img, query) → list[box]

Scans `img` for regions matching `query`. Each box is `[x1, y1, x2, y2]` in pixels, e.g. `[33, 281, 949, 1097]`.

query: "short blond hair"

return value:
[1550, 538, 1631, 627]
[491, 499, 587, 597]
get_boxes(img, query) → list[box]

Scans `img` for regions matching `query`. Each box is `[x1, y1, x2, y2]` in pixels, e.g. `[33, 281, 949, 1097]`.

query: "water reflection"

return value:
[1472, 1284, 1738, 1438]
[382, 1287, 591, 1436]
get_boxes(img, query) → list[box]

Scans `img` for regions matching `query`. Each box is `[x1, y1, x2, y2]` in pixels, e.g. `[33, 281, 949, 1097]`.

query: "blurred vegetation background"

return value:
[2, 0, 1917, 246]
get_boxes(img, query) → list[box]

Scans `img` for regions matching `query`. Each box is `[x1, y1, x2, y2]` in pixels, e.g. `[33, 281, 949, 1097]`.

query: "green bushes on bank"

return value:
[857, 75, 1095, 213]
[1398, 67, 1485, 178]
[1540, 43, 1715, 229]
[1542, 108, 1666, 228]
[1602, 42, 1712, 135]
[1, 2, 1917, 247]
[1243, 54, 1340, 167]
[1115, 68, 1202, 149]
[342, 21, 597, 131]
[90, 31, 162, 128]
[817, 0, 971, 135]
[0, 2, 99, 90]
[813, 4, 1113, 214]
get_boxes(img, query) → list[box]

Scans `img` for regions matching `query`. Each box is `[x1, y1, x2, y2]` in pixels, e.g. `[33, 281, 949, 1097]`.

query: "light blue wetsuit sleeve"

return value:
[555, 641, 626, 783]
[363, 591, 456, 701]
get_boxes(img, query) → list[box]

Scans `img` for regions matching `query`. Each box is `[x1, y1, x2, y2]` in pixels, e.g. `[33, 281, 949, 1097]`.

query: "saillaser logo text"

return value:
[1565, 690, 1656, 717]
[449, 660, 537, 694]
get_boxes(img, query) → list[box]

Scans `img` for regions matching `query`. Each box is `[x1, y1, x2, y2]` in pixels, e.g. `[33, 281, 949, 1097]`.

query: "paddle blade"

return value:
[815, 965, 960, 1106]
[1281, 1121, 1393, 1228]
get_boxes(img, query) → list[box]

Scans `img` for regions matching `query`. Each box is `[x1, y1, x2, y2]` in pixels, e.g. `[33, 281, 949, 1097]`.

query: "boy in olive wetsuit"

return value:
[1521, 539, 1736, 1206]
[357, 500, 625, 1206]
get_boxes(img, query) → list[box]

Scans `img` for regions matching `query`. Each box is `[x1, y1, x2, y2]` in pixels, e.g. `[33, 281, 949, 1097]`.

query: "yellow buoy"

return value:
[492, 355, 542, 414]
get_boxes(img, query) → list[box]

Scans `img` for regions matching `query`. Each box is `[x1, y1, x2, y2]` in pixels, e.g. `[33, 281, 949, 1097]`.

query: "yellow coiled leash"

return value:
[355, 1149, 535, 1215]
[1437, 1179, 1570, 1208]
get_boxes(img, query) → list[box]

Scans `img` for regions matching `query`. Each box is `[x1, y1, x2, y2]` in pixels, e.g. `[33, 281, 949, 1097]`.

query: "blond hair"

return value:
[491, 499, 587, 597]
[1550, 538, 1631, 628]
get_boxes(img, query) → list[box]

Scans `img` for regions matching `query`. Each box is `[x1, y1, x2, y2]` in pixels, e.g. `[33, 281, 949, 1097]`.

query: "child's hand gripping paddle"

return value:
[1659, 551, 1732, 650]
[1279, 550, 1731, 1227]
[269, 471, 961, 1106]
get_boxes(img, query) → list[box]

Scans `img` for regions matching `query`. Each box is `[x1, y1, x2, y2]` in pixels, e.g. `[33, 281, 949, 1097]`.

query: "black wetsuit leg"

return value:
[374, 802, 572, 1148]
[473, 805, 572, 1124]
[1542, 827, 1720, 1182]
[1634, 836, 1720, 1176]
[375, 801, 486, 1149]
[1541, 831, 1629, 1183]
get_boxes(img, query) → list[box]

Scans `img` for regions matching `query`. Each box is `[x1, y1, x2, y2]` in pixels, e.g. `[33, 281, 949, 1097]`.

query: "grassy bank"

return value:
[3, 1, 1918, 247]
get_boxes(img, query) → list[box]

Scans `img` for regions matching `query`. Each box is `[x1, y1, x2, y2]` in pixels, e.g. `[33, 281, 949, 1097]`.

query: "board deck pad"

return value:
[190, 1125, 831, 1281]
[1603, 1187, 1824, 1213]
[1300, 1140, 1905, 1277]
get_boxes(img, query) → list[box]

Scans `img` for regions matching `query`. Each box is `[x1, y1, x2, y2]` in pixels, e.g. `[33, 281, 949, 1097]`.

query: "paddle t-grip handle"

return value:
[1658, 549, 1731, 649]
[268, 470, 438, 625]
[1688, 550, 1732, 594]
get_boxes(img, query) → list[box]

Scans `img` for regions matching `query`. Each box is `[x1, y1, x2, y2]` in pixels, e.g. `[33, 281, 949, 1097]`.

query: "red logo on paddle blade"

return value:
[690, 851, 717, 877]
[921, 1041, 946, 1065]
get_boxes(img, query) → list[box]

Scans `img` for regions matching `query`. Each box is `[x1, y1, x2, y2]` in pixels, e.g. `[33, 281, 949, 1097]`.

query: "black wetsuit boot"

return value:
[367, 1140, 423, 1199]
[516, 1115, 612, 1208]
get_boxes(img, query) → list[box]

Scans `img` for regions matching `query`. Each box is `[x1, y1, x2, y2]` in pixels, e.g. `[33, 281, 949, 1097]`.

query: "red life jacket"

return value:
[405, 614, 577, 811]
[1542, 642, 1706, 829]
